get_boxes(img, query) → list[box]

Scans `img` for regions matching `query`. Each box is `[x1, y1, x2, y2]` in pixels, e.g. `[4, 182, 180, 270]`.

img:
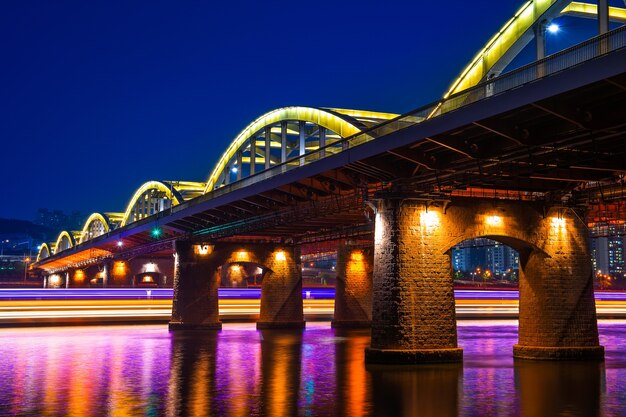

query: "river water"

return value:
[0, 320, 624, 416]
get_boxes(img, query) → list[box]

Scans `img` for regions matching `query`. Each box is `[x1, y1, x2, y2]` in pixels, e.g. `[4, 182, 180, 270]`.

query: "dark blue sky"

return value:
[0, 1, 597, 221]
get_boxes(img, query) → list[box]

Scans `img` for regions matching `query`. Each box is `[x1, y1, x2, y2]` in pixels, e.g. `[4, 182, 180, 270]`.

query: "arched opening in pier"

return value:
[451, 237, 520, 289]
[219, 262, 267, 288]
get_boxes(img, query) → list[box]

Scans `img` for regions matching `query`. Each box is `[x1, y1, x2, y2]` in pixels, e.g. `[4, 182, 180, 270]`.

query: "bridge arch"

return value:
[121, 181, 181, 227]
[79, 213, 116, 243]
[36, 243, 54, 262]
[220, 261, 267, 288]
[203, 106, 397, 193]
[170, 242, 304, 329]
[369, 197, 601, 362]
[120, 181, 206, 227]
[443, 0, 625, 98]
[54, 231, 80, 253]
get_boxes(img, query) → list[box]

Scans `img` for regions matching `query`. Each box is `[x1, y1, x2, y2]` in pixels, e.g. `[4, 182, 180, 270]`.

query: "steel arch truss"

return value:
[36, 243, 54, 262]
[53, 231, 81, 254]
[120, 181, 205, 227]
[203, 106, 397, 193]
[79, 213, 121, 244]
[444, 0, 626, 98]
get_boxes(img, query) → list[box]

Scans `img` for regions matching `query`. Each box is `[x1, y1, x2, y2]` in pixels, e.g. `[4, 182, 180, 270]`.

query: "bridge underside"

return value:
[135, 70, 626, 246]
[36, 68, 626, 270]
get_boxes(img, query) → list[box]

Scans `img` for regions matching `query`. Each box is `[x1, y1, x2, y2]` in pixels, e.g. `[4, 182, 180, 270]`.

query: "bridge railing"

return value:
[354, 24, 626, 143]
[186, 25, 626, 209]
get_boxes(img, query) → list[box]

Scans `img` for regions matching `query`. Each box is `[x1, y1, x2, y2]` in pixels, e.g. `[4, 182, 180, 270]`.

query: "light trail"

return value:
[2, 288, 625, 301]
[0, 289, 624, 325]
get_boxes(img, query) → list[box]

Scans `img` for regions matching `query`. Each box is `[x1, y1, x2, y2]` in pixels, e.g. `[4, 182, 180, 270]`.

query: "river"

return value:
[0, 320, 624, 416]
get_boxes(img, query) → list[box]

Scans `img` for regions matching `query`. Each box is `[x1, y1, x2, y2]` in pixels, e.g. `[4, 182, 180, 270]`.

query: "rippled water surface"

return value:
[0, 320, 624, 416]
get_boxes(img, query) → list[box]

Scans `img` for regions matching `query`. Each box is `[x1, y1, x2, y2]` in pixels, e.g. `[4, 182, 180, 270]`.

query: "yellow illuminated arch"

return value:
[53, 231, 79, 254]
[203, 106, 369, 193]
[444, 0, 571, 98]
[120, 181, 185, 227]
[79, 213, 112, 244]
[36, 243, 53, 262]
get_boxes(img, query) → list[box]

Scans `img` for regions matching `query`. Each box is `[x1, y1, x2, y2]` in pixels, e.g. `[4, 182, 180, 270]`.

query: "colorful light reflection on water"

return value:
[0, 320, 625, 416]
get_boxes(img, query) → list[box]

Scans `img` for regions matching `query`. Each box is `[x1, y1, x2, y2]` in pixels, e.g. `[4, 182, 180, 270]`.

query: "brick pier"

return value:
[366, 196, 603, 364]
[332, 242, 373, 328]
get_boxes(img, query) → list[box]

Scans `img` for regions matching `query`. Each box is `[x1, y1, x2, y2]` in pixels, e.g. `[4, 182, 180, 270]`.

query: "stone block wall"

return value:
[332, 243, 373, 328]
[367, 196, 602, 363]
[169, 240, 221, 330]
[169, 241, 304, 330]
[367, 198, 461, 363]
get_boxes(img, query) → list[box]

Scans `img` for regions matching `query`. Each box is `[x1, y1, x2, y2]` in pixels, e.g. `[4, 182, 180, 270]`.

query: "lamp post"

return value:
[0, 239, 9, 256]
[23, 257, 30, 281]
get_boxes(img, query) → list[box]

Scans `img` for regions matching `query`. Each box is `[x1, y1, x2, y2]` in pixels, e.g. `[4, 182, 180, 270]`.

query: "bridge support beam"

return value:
[257, 245, 305, 329]
[598, 0, 609, 34]
[366, 198, 462, 364]
[331, 242, 373, 328]
[169, 240, 222, 330]
[102, 259, 111, 288]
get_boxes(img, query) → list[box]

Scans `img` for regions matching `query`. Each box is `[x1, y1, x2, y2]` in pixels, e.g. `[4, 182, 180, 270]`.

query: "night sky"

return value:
[0, 1, 601, 221]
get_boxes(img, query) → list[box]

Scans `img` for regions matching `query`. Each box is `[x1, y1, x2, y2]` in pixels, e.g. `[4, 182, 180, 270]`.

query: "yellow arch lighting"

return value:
[120, 181, 185, 227]
[326, 108, 401, 122]
[562, 2, 626, 23]
[53, 231, 79, 254]
[443, 0, 569, 99]
[203, 106, 367, 193]
[36, 243, 53, 262]
[79, 213, 112, 244]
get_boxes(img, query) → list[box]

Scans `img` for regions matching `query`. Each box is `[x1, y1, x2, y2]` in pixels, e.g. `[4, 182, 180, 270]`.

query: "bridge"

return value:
[34, 0, 626, 363]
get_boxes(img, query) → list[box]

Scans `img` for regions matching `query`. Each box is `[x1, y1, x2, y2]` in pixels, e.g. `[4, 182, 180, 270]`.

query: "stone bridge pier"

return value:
[332, 242, 373, 328]
[169, 241, 304, 330]
[365, 196, 603, 364]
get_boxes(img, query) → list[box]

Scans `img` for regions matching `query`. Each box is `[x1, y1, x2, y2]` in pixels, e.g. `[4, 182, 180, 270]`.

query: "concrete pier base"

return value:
[513, 345, 605, 361]
[168, 322, 222, 331]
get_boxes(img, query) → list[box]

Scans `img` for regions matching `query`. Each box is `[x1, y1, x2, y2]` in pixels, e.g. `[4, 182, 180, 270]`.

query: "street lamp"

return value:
[23, 257, 30, 281]
[0, 239, 9, 256]
[547, 23, 559, 34]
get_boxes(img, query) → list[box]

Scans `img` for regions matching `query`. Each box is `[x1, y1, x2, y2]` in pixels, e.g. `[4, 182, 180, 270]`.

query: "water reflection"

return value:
[0, 322, 623, 416]
[167, 331, 218, 416]
[260, 330, 302, 417]
[368, 363, 462, 417]
[515, 360, 603, 417]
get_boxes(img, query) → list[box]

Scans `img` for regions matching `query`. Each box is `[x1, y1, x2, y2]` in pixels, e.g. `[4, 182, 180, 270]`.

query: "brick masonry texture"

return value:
[369, 196, 601, 360]
[170, 240, 221, 329]
[332, 243, 373, 327]
[371, 198, 458, 351]
[170, 241, 304, 329]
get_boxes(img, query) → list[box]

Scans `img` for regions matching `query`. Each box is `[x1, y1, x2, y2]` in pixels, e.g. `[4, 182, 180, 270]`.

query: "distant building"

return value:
[591, 230, 626, 277]
[452, 238, 519, 276]
[452, 248, 469, 272]
[34, 209, 84, 234]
